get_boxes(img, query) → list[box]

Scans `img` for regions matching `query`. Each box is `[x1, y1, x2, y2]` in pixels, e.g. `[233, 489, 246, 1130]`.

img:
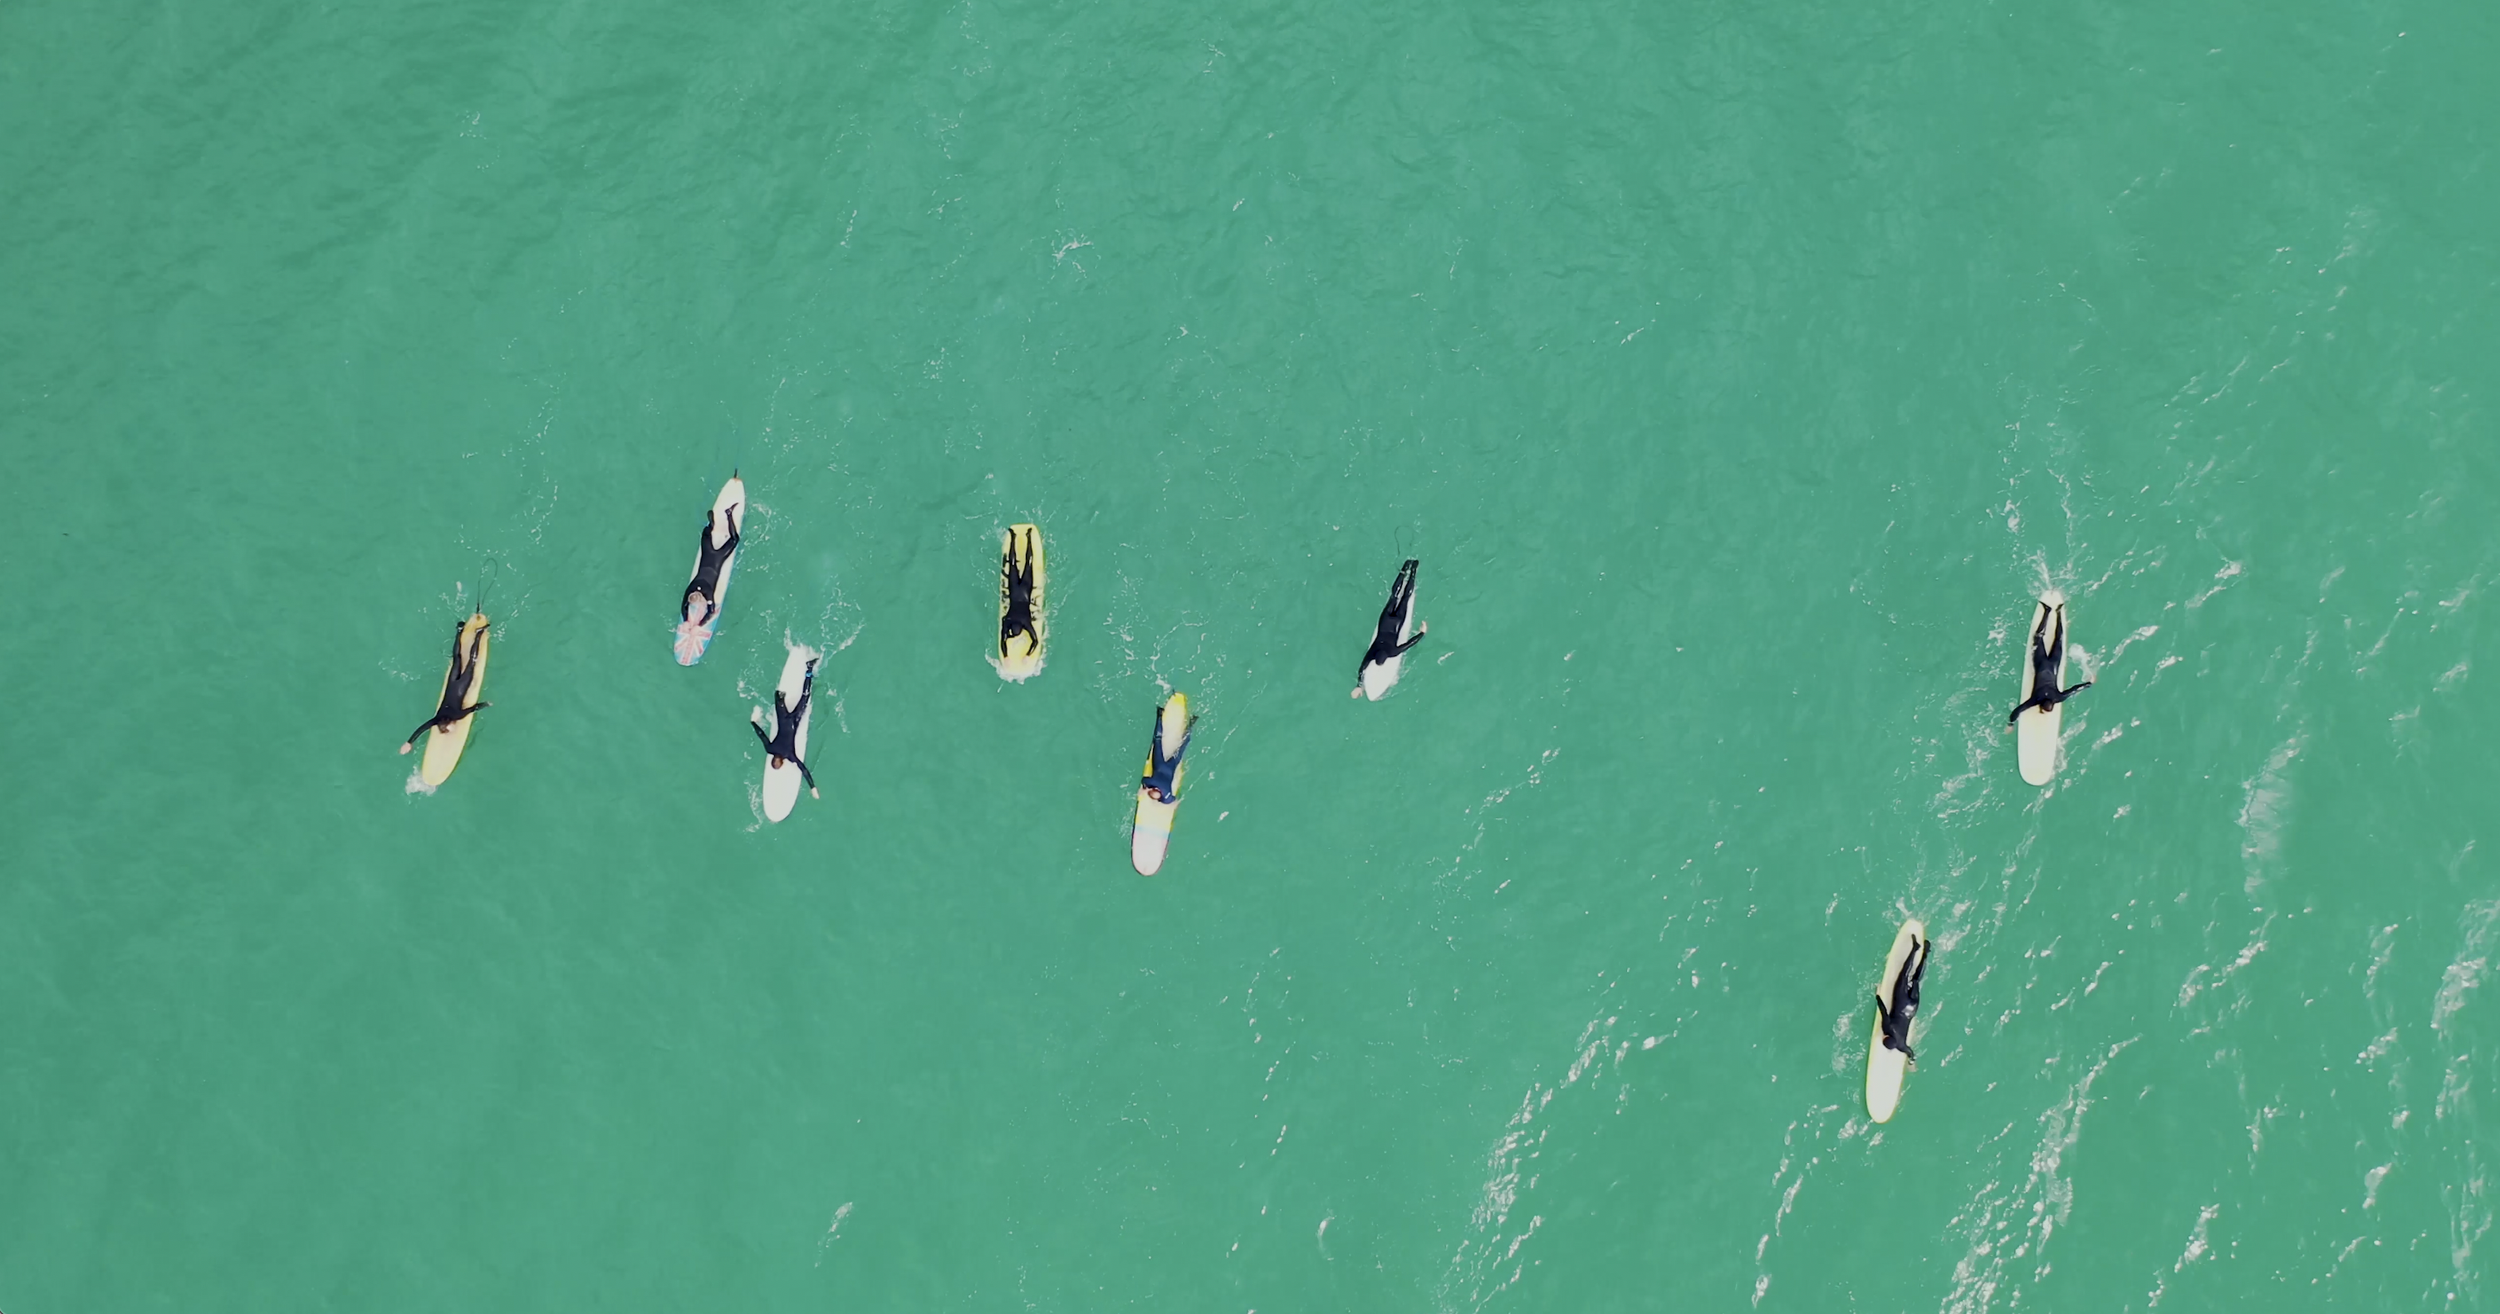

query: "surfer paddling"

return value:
[1351, 558, 1428, 698]
[1141, 700, 1195, 804]
[1000, 525, 1041, 660]
[399, 617, 490, 752]
[1874, 933, 1930, 1064]
[681, 502, 742, 630]
[2007, 601, 2091, 724]
[751, 656, 821, 797]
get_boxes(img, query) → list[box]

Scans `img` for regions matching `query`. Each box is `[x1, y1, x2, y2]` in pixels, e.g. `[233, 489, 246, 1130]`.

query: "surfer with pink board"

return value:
[674, 475, 745, 666]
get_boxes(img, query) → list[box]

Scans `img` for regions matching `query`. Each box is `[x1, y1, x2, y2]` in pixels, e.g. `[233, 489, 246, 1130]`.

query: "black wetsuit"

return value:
[682, 508, 741, 625]
[1358, 558, 1427, 676]
[1000, 526, 1040, 658]
[1875, 936, 1929, 1060]
[2008, 605, 2093, 723]
[403, 620, 490, 746]
[1140, 706, 1193, 803]
[749, 662, 818, 790]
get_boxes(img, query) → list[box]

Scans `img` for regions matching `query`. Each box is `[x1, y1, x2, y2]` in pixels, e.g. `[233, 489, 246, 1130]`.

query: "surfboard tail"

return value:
[1132, 793, 1177, 875]
[674, 622, 712, 666]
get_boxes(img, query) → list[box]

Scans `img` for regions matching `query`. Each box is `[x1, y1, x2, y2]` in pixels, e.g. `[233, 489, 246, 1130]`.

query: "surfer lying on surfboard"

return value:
[681, 504, 742, 628]
[2007, 604, 2092, 724]
[1874, 933, 1930, 1063]
[399, 618, 491, 753]
[749, 656, 821, 796]
[1000, 526, 1041, 659]
[1141, 701, 1196, 803]
[1351, 558, 1428, 697]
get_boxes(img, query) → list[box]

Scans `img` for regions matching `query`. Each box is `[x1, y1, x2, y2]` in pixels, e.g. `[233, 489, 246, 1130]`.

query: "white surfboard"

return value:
[757, 641, 816, 822]
[2016, 595, 2066, 786]
[1131, 693, 1189, 875]
[674, 475, 745, 666]
[1358, 572, 1419, 701]
[1866, 917, 1927, 1124]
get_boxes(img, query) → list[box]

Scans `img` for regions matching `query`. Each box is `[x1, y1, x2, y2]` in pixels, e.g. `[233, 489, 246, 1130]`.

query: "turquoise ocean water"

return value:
[3, 0, 2496, 1307]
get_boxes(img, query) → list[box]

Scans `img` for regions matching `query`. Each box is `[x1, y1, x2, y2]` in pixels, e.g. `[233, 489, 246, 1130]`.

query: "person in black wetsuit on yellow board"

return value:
[1000, 525, 1040, 660]
[1141, 701, 1194, 804]
[399, 617, 490, 752]
[1875, 932, 1929, 1064]
[682, 503, 741, 628]
[750, 656, 820, 797]
[2007, 602, 2092, 724]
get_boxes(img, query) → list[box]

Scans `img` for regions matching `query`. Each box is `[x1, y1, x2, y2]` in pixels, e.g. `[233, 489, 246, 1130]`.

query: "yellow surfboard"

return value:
[997, 523, 1046, 681]
[1131, 693, 1187, 875]
[419, 613, 491, 786]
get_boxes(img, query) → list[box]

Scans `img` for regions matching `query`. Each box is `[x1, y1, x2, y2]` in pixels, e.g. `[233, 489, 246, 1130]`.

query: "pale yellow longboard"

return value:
[1866, 917, 1926, 1123]
[2016, 595, 2066, 786]
[1131, 693, 1188, 876]
[996, 524, 1046, 681]
[419, 614, 491, 786]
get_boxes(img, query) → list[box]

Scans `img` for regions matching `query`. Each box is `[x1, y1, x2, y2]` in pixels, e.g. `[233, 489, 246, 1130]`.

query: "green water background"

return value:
[3, 0, 2495, 1308]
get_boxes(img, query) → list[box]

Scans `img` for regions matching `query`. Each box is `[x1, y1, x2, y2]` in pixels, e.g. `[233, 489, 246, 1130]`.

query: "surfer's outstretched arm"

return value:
[792, 755, 819, 794]
[1391, 624, 1428, 657]
[750, 718, 773, 749]
[2009, 676, 2092, 723]
[399, 702, 486, 751]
